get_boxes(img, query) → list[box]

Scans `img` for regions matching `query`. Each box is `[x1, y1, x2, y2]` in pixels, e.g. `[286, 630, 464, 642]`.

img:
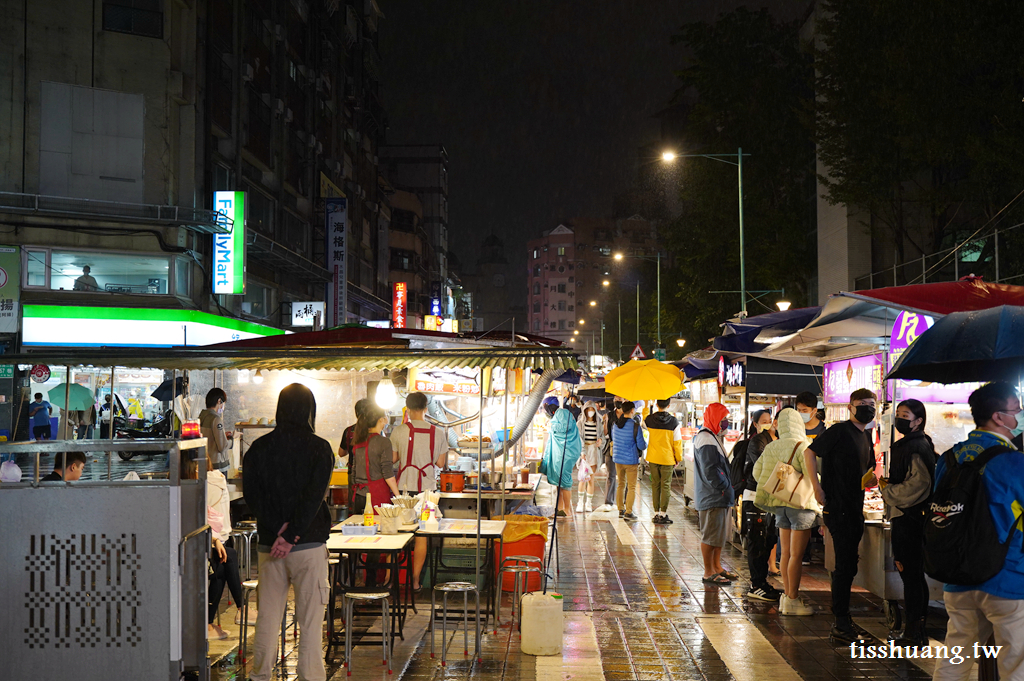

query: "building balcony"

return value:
[0, 191, 230, 234]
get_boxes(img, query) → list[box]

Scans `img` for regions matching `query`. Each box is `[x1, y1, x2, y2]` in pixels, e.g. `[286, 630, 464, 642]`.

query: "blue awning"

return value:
[713, 307, 822, 354]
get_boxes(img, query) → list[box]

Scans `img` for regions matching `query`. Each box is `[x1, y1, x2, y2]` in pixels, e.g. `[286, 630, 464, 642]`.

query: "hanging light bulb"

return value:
[376, 369, 397, 409]
[252, 369, 264, 384]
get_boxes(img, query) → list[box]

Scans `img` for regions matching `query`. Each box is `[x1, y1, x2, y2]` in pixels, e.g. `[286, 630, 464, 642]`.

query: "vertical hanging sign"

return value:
[393, 282, 407, 328]
[325, 198, 348, 327]
[212, 191, 246, 294]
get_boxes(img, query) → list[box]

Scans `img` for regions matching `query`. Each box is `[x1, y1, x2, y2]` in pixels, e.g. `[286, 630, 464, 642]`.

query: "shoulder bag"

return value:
[767, 442, 815, 508]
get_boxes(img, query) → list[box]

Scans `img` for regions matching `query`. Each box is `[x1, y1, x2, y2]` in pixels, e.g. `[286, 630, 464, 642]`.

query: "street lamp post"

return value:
[613, 251, 662, 346]
[663, 147, 750, 314]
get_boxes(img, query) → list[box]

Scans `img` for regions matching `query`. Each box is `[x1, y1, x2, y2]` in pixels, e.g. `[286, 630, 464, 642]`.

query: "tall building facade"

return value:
[526, 217, 658, 350]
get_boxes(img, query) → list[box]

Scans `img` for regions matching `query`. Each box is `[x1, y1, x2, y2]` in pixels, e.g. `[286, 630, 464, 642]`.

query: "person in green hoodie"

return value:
[645, 399, 682, 524]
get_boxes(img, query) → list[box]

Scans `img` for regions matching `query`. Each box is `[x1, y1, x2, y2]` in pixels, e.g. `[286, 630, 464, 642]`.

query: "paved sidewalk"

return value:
[212, 473, 959, 681]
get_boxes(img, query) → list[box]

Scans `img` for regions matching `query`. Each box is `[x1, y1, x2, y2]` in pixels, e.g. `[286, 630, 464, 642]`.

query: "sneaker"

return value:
[618, 510, 625, 518]
[584, 499, 594, 512]
[652, 514, 665, 524]
[623, 512, 638, 521]
[663, 515, 674, 524]
[779, 594, 791, 614]
[830, 621, 869, 644]
[786, 596, 814, 616]
[764, 585, 783, 601]
[575, 499, 586, 513]
[746, 586, 775, 602]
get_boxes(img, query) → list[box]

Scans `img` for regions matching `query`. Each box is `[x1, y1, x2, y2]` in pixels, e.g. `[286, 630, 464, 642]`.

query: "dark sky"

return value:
[379, 1, 806, 298]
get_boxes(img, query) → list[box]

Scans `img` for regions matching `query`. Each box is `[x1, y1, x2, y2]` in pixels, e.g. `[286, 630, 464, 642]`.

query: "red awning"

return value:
[845, 277, 1024, 315]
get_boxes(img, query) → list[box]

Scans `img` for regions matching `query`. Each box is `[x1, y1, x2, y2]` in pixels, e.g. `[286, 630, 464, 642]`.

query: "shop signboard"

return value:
[0, 365, 13, 379]
[888, 310, 981, 403]
[700, 379, 719, 405]
[410, 368, 480, 395]
[22, 305, 285, 347]
[212, 191, 246, 295]
[0, 245, 19, 333]
[30, 365, 51, 383]
[290, 301, 325, 327]
[823, 354, 884, 405]
[392, 282, 407, 328]
[718, 357, 745, 390]
[423, 315, 438, 331]
[325, 197, 348, 327]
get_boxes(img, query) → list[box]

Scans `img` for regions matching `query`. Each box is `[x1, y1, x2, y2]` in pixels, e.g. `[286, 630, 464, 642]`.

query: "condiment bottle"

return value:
[363, 492, 374, 526]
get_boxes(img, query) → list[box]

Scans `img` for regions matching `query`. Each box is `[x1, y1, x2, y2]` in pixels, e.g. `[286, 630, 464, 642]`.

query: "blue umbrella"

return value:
[887, 305, 1024, 383]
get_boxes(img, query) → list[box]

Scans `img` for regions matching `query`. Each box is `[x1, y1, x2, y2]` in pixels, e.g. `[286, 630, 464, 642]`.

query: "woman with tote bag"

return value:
[753, 407, 822, 616]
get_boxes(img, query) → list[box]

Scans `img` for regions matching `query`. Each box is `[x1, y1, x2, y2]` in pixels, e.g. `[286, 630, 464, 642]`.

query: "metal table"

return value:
[437, 475, 539, 518]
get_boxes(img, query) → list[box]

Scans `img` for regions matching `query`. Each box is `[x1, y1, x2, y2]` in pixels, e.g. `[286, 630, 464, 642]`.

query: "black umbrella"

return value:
[887, 305, 1024, 383]
[151, 376, 188, 402]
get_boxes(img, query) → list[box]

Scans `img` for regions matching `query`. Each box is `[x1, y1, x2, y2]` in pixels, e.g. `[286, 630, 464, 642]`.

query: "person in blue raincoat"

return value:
[539, 404, 582, 518]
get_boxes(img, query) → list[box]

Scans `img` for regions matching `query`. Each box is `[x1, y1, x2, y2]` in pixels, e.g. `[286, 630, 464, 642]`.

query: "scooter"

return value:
[115, 409, 174, 460]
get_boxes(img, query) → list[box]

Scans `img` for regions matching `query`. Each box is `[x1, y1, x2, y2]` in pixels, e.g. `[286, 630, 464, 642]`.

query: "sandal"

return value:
[719, 570, 740, 580]
[702, 574, 731, 585]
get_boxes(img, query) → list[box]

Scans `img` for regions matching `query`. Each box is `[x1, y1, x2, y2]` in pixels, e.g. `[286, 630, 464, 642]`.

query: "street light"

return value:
[676, 338, 686, 348]
[578, 319, 585, 325]
[673, 148, 750, 314]
[661, 150, 677, 163]
[612, 250, 663, 345]
[776, 300, 792, 312]
[589, 300, 597, 306]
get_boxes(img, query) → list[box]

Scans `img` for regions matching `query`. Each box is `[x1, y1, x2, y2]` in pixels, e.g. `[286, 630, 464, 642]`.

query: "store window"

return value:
[26, 248, 175, 294]
[175, 258, 190, 296]
[242, 282, 272, 317]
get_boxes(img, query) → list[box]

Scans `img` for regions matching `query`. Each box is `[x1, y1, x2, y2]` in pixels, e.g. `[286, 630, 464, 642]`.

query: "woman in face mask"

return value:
[575, 403, 604, 512]
[877, 399, 935, 646]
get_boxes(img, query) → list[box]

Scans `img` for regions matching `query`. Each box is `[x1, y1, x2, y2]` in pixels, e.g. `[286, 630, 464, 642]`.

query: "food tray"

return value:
[341, 524, 378, 536]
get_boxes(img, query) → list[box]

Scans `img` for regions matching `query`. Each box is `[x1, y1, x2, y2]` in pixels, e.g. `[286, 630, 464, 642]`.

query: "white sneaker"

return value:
[779, 594, 790, 614]
[787, 597, 814, 616]
[584, 499, 594, 512]
[575, 499, 586, 513]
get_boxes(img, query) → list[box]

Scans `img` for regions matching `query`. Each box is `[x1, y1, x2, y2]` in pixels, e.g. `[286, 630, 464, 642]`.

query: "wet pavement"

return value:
[36, 455, 955, 681]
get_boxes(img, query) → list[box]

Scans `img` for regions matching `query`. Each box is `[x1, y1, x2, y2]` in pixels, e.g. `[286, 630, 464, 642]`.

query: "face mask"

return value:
[799, 411, 812, 424]
[854, 405, 876, 424]
[216, 403, 226, 416]
[1013, 411, 1024, 438]
[894, 417, 914, 435]
[719, 419, 730, 433]
[758, 423, 771, 433]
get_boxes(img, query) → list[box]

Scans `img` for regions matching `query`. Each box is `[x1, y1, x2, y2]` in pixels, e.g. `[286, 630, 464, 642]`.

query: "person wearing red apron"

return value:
[350, 405, 399, 514]
[389, 392, 452, 590]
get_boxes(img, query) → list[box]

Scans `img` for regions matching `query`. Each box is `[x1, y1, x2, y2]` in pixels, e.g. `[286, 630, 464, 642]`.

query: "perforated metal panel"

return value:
[1, 485, 178, 681]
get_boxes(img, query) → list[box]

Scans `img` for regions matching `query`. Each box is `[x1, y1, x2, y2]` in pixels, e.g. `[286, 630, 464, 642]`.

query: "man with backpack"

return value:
[931, 382, 1024, 681]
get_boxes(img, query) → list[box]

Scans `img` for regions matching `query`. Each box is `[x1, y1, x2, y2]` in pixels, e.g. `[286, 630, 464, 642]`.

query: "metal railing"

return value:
[853, 222, 1024, 289]
[0, 191, 230, 234]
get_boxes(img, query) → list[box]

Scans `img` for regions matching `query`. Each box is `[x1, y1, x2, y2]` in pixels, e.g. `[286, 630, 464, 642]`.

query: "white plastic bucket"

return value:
[520, 591, 563, 656]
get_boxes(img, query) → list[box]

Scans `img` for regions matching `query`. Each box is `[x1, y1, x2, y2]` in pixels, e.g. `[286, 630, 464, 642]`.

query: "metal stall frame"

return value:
[0, 438, 210, 681]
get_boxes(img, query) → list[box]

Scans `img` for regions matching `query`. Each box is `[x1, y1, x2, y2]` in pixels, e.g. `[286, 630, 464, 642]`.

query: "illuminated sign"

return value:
[889, 311, 980, 403]
[22, 305, 285, 347]
[291, 301, 325, 327]
[325, 198, 348, 327]
[392, 282, 407, 328]
[213, 191, 246, 295]
[424, 315, 438, 331]
[823, 354, 883, 404]
[410, 368, 480, 395]
[430, 297, 442, 316]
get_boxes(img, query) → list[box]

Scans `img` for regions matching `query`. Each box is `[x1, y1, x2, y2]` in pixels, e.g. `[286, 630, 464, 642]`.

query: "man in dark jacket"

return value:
[243, 383, 333, 681]
[743, 410, 780, 602]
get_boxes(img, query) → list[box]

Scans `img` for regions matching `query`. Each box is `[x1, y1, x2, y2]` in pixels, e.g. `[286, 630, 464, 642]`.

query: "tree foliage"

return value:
[815, 0, 1024, 269]
[658, 8, 816, 351]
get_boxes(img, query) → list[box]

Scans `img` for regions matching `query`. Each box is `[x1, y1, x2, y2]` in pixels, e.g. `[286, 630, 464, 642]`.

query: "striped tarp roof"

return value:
[0, 347, 580, 372]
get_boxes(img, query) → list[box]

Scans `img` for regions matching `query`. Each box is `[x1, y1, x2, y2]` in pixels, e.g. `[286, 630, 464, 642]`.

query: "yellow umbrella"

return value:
[604, 359, 683, 401]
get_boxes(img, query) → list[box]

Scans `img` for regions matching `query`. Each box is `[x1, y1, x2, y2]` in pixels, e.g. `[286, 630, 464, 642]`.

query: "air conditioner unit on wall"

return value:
[274, 99, 285, 115]
[316, 142, 323, 155]
[285, 108, 294, 123]
[274, 25, 285, 42]
[307, 135, 317, 149]
[242, 64, 254, 82]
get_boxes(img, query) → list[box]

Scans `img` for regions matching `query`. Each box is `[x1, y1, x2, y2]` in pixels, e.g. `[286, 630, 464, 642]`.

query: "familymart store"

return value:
[10, 305, 283, 440]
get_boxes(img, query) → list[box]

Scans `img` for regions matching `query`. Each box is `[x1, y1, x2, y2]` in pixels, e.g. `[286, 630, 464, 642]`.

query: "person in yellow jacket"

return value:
[644, 399, 683, 524]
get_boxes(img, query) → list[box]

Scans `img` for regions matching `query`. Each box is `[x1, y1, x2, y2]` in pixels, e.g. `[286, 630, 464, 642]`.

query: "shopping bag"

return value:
[767, 442, 815, 508]
[577, 457, 593, 483]
[0, 460, 22, 482]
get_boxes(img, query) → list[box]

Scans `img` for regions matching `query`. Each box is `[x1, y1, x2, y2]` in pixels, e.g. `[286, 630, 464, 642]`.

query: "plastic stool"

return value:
[495, 564, 540, 633]
[343, 588, 392, 676]
[430, 582, 480, 665]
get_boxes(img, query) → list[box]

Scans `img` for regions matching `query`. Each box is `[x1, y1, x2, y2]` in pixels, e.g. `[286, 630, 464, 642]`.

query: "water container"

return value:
[520, 592, 563, 656]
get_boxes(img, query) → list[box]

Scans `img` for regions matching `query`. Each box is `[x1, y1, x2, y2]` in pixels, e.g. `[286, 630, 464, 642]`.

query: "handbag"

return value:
[577, 456, 594, 483]
[767, 442, 816, 508]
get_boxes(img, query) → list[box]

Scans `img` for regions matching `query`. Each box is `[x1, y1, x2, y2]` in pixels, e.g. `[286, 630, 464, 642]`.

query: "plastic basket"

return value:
[340, 524, 378, 536]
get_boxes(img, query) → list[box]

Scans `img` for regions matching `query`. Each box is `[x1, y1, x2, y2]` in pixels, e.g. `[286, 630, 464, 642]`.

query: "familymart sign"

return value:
[213, 191, 246, 295]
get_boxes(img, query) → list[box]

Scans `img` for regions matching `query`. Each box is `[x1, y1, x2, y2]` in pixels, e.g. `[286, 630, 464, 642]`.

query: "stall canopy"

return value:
[713, 307, 822, 354]
[0, 326, 578, 372]
[763, 278, 1024, 364]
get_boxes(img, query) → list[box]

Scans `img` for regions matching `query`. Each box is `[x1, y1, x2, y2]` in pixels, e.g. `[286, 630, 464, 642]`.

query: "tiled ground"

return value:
[209, 472, 965, 681]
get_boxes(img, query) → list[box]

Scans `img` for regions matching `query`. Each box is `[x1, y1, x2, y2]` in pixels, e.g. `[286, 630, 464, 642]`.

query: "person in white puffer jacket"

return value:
[753, 407, 822, 616]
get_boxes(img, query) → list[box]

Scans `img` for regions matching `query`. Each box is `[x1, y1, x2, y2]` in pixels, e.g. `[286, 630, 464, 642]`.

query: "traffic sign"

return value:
[630, 344, 646, 360]
[653, 347, 666, 361]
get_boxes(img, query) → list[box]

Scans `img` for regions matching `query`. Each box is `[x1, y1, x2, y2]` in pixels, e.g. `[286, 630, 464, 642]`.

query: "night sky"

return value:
[380, 1, 806, 302]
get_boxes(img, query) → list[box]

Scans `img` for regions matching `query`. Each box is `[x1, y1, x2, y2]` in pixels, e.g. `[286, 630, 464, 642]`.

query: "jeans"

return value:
[615, 464, 638, 513]
[649, 463, 674, 512]
[76, 425, 94, 439]
[603, 451, 617, 506]
[824, 510, 864, 620]
[891, 511, 929, 626]
[743, 500, 777, 589]
[209, 540, 243, 623]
